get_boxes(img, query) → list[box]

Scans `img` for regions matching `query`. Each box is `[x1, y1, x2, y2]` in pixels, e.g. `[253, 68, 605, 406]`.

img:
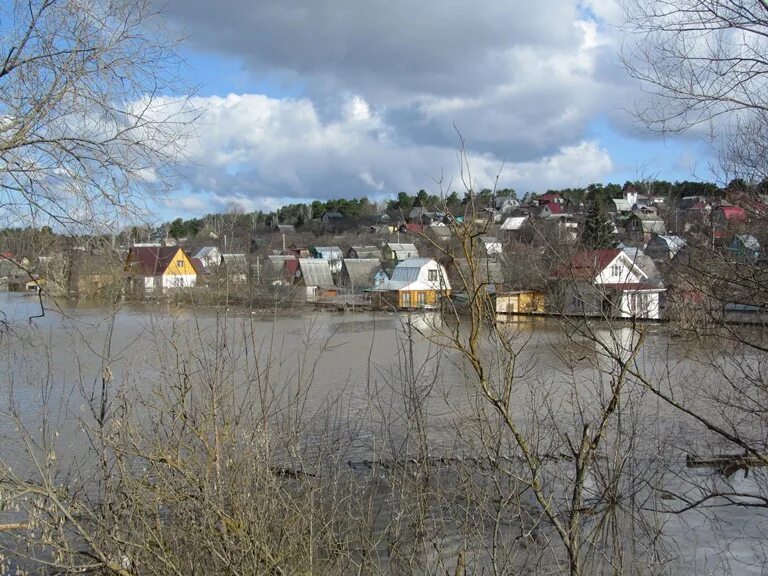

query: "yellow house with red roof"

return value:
[124, 246, 197, 293]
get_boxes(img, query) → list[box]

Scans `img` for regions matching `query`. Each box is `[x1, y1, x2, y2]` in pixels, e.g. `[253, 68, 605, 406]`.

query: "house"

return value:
[495, 291, 545, 319]
[296, 258, 337, 302]
[66, 248, 123, 297]
[283, 247, 312, 259]
[220, 253, 249, 283]
[427, 224, 452, 242]
[610, 198, 634, 214]
[264, 254, 297, 285]
[321, 212, 344, 232]
[624, 213, 666, 244]
[124, 246, 197, 293]
[399, 222, 425, 235]
[382, 243, 420, 264]
[539, 203, 566, 219]
[339, 258, 388, 291]
[554, 248, 665, 319]
[495, 196, 520, 214]
[712, 205, 747, 241]
[537, 193, 564, 206]
[373, 258, 451, 310]
[448, 257, 505, 294]
[311, 246, 343, 274]
[193, 246, 222, 269]
[479, 236, 503, 259]
[346, 246, 383, 260]
[620, 246, 664, 288]
[644, 234, 687, 262]
[729, 234, 761, 262]
[500, 216, 529, 232]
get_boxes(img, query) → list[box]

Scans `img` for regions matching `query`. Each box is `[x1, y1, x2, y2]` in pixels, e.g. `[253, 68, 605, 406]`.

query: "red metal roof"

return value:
[125, 246, 185, 276]
[402, 222, 424, 234]
[543, 203, 564, 214]
[717, 205, 747, 221]
[538, 193, 563, 205]
[190, 257, 206, 276]
[553, 249, 621, 278]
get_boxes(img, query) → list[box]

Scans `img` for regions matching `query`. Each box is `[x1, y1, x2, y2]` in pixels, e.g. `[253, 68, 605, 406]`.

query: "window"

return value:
[611, 264, 621, 277]
[176, 260, 184, 268]
[401, 292, 411, 307]
[417, 292, 426, 306]
[428, 269, 438, 282]
[571, 295, 583, 310]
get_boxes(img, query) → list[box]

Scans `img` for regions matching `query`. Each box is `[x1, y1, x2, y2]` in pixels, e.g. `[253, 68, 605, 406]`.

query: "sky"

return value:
[151, 0, 719, 221]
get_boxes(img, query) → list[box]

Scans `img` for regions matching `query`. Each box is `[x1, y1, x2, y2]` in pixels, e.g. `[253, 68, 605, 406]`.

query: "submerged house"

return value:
[263, 254, 298, 286]
[339, 258, 388, 291]
[554, 248, 665, 320]
[495, 291, 545, 318]
[373, 258, 451, 310]
[124, 246, 197, 293]
[296, 258, 337, 302]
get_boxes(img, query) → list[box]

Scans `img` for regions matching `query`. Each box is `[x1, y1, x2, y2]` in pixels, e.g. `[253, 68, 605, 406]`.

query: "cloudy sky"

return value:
[155, 0, 715, 220]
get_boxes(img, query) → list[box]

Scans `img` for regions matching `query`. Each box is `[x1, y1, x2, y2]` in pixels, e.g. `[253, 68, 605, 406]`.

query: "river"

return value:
[0, 291, 766, 574]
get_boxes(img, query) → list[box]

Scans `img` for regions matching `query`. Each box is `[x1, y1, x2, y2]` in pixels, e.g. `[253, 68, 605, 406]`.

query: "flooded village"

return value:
[2, 183, 766, 325]
[3, 0, 768, 573]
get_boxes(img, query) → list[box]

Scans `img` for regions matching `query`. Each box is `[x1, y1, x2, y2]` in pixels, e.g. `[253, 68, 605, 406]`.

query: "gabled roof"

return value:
[541, 203, 564, 215]
[379, 258, 451, 291]
[621, 247, 663, 286]
[342, 258, 383, 288]
[349, 245, 382, 259]
[125, 246, 186, 277]
[648, 234, 686, 255]
[297, 258, 335, 289]
[501, 216, 528, 230]
[733, 234, 760, 250]
[386, 243, 419, 259]
[611, 199, 633, 212]
[553, 249, 622, 279]
[193, 246, 219, 260]
[401, 222, 424, 234]
[716, 205, 748, 221]
[313, 246, 343, 258]
[538, 193, 563, 204]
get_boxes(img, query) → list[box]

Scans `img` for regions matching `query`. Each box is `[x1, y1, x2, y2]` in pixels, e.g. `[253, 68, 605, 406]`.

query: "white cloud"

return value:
[166, 94, 615, 212]
[148, 0, 716, 215]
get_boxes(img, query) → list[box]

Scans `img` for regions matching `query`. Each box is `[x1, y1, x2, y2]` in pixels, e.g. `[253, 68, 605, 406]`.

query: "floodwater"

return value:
[0, 291, 767, 574]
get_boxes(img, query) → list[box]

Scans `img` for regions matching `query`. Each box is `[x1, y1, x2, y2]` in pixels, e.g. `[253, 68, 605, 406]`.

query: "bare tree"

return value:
[621, 0, 768, 181]
[0, 0, 194, 231]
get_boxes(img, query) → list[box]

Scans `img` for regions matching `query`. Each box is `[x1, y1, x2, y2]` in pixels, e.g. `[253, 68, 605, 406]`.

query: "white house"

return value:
[374, 258, 451, 309]
[193, 246, 222, 269]
[554, 248, 665, 319]
[312, 246, 343, 274]
[480, 236, 503, 258]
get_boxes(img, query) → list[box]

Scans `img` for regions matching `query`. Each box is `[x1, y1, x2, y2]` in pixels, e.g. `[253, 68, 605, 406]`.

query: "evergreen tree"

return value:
[580, 200, 615, 249]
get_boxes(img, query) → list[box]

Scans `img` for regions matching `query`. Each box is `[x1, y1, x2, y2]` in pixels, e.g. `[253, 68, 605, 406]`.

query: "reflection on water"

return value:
[0, 291, 765, 573]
